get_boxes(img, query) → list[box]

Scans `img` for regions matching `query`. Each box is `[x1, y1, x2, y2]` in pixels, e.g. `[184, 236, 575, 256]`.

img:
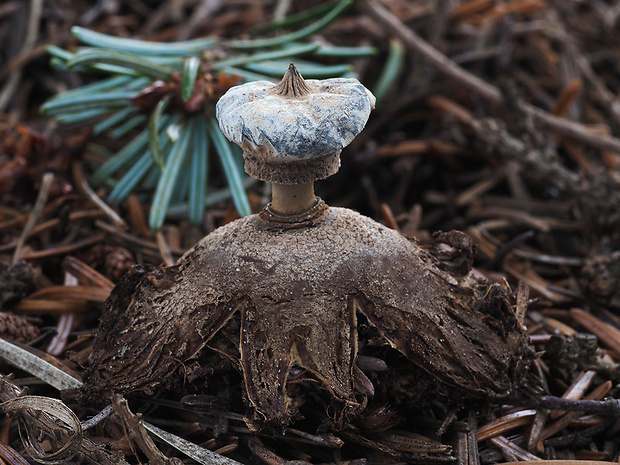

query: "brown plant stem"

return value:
[506, 394, 620, 416]
[112, 395, 178, 465]
[73, 162, 127, 231]
[12, 172, 54, 265]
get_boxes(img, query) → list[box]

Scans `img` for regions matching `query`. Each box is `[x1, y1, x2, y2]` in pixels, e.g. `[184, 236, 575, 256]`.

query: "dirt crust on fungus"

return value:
[82, 205, 530, 427]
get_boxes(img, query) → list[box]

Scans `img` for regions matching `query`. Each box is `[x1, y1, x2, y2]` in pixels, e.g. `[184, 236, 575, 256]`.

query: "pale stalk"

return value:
[270, 182, 315, 214]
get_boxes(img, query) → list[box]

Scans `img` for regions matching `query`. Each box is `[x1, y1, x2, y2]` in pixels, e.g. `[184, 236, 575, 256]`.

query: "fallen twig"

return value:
[11, 172, 54, 265]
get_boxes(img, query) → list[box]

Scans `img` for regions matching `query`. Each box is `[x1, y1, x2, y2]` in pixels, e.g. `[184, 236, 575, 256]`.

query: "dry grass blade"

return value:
[46, 272, 79, 356]
[525, 409, 547, 452]
[571, 308, 620, 355]
[488, 435, 542, 461]
[18, 233, 107, 261]
[548, 370, 595, 419]
[142, 421, 244, 465]
[112, 395, 177, 465]
[26, 285, 110, 302]
[539, 381, 612, 441]
[155, 230, 175, 266]
[541, 316, 577, 337]
[13, 299, 92, 314]
[0, 442, 30, 465]
[0, 338, 82, 390]
[477, 410, 537, 442]
[499, 461, 613, 464]
[515, 281, 529, 328]
[11, 172, 54, 265]
[96, 220, 185, 257]
[0, 377, 129, 465]
[62, 256, 114, 290]
[448, 0, 494, 22]
[551, 79, 583, 117]
[73, 162, 127, 230]
[127, 194, 151, 240]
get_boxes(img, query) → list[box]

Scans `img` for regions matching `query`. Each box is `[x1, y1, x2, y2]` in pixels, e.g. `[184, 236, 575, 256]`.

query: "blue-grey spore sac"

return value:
[216, 78, 376, 161]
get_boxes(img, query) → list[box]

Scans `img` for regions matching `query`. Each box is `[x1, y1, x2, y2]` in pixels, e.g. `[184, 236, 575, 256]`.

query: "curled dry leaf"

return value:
[0, 395, 82, 464]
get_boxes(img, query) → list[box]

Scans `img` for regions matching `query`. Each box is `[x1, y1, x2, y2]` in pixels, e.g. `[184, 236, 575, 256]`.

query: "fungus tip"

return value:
[271, 62, 311, 98]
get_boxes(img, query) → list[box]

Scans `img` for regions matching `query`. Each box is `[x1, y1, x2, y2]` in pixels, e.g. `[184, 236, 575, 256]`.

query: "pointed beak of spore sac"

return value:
[270, 63, 311, 98]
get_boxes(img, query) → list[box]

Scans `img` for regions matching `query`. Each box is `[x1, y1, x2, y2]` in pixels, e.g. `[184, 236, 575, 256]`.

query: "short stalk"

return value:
[271, 182, 315, 215]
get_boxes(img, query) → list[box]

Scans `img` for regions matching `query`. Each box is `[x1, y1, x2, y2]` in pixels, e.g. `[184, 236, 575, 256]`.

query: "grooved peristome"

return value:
[270, 63, 311, 98]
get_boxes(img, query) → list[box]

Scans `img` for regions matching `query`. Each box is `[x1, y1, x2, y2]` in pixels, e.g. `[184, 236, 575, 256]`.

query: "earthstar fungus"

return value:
[216, 63, 375, 187]
[83, 64, 530, 430]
